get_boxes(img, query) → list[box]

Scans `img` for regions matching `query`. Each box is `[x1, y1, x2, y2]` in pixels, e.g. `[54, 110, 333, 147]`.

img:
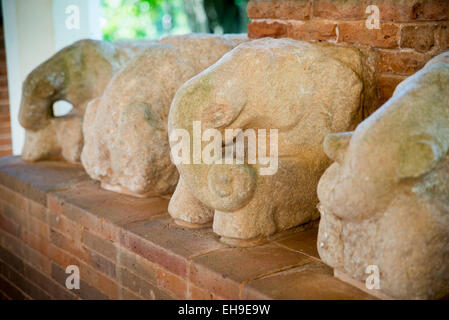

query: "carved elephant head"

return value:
[19, 39, 151, 162]
[317, 53, 449, 299]
[81, 35, 246, 197]
[168, 38, 375, 246]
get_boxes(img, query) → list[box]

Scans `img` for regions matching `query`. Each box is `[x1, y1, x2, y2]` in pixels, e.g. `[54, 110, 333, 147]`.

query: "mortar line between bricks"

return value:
[0, 255, 57, 300]
[116, 245, 159, 287]
[119, 228, 187, 274]
[238, 261, 314, 300]
[46, 180, 95, 195]
[121, 212, 170, 225]
[0, 205, 24, 227]
[124, 287, 146, 300]
[16, 226, 184, 299]
[49, 198, 120, 241]
[116, 266, 160, 299]
[109, 242, 149, 300]
[377, 47, 435, 53]
[0, 287, 11, 300]
[22, 257, 80, 300]
[22, 230, 121, 299]
[103, 212, 170, 230]
[44, 180, 97, 203]
[0, 250, 79, 300]
[0, 260, 53, 299]
[250, 18, 448, 26]
[398, 23, 405, 49]
[115, 240, 123, 300]
[79, 235, 117, 268]
[5, 215, 277, 300]
[307, 0, 312, 20]
[59, 217, 185, 297]
[59, 251, 119, 299]
[0, 175, 93, 204]
[114, 272, 149, 300]
[0, 187, 27, 210]
[50, 198, 169, 243]
[114, 240, 190, 299]
[52, 241, 118, 282]
[0, 220, 22, 243]
[186, 242, 314, 297]
[87, 213, 170, 246]
[0, 272, 32, 300]
[186, 246, 229, 261]
[112, 244, 176, 299]
[272, 241, 323, 264]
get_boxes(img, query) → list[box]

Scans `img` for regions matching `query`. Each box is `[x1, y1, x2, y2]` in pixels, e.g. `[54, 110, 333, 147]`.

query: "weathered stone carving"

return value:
[317, 52, 449, 299]
[81, 34, 245, 198]
[20, 35, 248, 163]
[20, 39, 155, 162]
[168, 38, 376, 246]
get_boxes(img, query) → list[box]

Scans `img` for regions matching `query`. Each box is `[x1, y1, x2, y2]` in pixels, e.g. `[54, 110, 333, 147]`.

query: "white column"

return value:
[52, 0, 102, 51]
[2, 0, 101, 155]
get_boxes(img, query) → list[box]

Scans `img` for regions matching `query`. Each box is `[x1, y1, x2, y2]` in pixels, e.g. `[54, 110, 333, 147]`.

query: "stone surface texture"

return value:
[168, 38, 376, 245]
[20, 39, 154, 162]
[317, 52, 449, 300]
[81, 34, 247, 198]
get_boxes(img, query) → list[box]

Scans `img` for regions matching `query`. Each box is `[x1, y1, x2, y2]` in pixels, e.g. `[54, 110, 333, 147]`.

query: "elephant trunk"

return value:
[177, 162, 257, 213]
[19, 63, 66, 131]
[170, 98, 256, 212]
[169, 69, 253, 212]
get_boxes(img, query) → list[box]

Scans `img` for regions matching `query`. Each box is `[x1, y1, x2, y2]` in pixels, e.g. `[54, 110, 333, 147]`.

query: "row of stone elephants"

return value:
[19, 33, 449, 299]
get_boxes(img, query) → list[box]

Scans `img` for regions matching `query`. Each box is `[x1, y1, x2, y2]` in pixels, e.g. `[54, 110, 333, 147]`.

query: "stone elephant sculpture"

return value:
[19, 39, 155, 162]
[81, 34, 247, 198]
[317, 52, 449, 299]
[168, 38, 377, 246]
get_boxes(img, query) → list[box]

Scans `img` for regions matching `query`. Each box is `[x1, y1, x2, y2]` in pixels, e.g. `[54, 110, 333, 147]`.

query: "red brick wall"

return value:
[0, 157, 375, 300]
[247, 0, 449, 114]
[0, 18, 12, 156]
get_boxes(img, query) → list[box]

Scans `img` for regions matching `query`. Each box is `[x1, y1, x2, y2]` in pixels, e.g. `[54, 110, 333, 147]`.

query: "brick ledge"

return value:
[0, 156, 375, 300]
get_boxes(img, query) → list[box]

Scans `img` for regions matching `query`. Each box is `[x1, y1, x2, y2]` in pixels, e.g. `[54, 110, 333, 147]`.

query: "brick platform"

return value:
[247, 0, 449, 114]
[0, 156, 375, 300]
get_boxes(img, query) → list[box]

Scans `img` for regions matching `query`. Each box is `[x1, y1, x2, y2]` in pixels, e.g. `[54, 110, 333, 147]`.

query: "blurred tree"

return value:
[101, 0, 190, 41]
[183, 0, 209, 33]
[203, 0, 249, 34]
[101, 0, 249, 41]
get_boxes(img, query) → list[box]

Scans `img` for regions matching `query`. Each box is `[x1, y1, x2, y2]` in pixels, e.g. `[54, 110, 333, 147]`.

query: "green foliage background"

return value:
[101, 0, 249, 42]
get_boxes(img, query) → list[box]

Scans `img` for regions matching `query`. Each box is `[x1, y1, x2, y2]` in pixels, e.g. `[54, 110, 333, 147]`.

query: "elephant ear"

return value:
[323, 131, 353, 164]
[398, 136, 444, 179]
